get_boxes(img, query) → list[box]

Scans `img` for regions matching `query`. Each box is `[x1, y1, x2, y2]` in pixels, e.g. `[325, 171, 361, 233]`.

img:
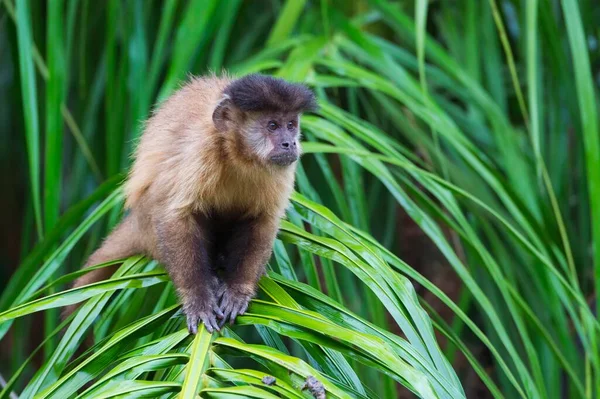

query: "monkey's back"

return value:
[124, 76, 231, 212]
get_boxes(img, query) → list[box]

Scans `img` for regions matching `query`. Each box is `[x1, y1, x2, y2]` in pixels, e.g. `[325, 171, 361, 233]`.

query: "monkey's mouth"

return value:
[269, 151, 298, 166]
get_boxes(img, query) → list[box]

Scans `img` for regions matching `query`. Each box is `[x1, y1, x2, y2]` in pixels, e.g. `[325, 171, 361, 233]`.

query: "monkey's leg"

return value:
[217, 215, 279, 325]
[156, 215, 223, 334]
[63, 216, 141, 318]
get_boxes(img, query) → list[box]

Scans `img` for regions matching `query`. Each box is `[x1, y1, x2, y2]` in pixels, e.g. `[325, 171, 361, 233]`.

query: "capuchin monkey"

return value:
[64, 74, 317, 333]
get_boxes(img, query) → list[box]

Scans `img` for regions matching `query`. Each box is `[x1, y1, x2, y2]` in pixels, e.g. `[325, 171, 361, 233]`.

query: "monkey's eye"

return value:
[287, 121, 295, 130]
[267, 121, 278, 131]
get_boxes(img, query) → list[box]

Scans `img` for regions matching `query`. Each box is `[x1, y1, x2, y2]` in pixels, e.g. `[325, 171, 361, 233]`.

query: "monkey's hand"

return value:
[183, 291, 224, 334]
[217, 283, 254, 327]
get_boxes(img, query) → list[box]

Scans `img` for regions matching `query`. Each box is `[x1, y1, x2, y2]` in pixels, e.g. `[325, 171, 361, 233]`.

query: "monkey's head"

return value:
[213, 74, 317, 168]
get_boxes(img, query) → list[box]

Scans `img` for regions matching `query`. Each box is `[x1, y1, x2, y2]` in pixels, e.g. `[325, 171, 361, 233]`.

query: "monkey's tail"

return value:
[62, 215, 142, 320]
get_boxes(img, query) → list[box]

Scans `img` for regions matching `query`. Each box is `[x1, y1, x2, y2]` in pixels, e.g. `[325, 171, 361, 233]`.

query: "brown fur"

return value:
[62, 215, 142, 318]
[66, 74, 314, 333]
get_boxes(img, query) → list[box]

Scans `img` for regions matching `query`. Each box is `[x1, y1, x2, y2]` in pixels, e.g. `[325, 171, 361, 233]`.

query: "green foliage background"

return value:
[1, 0, 600, 398]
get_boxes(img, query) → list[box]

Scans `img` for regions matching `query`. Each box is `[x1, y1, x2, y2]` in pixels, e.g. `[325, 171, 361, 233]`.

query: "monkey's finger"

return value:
[229, 300, 247, 325]
[187, 316, 199, 335]
[201, 314, 216, 333]
[218, 296, 232, 313]
[218, 306, 233, 328]
[210, 315, 221, 332]
[239, 301, 249, 316]
[222, 308, 232, 324]
[211, 312, 222, 332]
[229, 308, 239, 325]
[213, 305, 225, 319]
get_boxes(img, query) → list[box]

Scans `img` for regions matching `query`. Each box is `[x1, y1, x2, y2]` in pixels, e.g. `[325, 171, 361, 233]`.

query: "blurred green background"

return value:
[1, 0, 600, 398]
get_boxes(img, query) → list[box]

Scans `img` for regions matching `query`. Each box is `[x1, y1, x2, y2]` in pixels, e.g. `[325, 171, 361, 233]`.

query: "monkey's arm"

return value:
[218, 215, 280, 324]
[156, 214, 223, 333]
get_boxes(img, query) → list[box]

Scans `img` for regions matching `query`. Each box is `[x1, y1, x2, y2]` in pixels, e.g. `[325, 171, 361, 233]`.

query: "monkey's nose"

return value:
[281, 142, 290, 149]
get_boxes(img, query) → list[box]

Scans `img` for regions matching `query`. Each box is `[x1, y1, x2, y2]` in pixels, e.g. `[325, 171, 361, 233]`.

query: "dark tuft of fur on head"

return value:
[224, 74, 317, 114]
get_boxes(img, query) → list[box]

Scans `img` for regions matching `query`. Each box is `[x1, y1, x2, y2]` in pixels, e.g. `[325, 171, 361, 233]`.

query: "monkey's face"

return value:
[244, 112, 301, 167]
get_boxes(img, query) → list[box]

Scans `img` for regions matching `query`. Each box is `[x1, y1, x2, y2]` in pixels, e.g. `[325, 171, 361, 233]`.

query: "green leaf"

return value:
[180, 325, 214, 398]
[0, 189, 123, 340]
[158, 0, 220, 100]
[560, 0, 600, 357]
[214, 338, 355, 399]
[36, 305, 180, 398]
[78, 354, 188, 398]
[0, 271, 168, 323]
[16, 0, 43, 239]
[267, 0, 308, 47]
[209, 369, 305, 399]
[202, 385, 284, 399]
[79, 381, 180, 399]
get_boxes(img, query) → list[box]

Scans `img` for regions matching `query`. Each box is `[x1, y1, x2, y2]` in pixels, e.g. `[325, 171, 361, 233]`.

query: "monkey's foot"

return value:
[184, 300, 224, 334]
[217, 284, 253, 327]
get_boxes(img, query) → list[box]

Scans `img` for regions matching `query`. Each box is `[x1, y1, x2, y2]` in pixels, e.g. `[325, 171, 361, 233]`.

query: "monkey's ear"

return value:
[212, 96, 232, 132]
